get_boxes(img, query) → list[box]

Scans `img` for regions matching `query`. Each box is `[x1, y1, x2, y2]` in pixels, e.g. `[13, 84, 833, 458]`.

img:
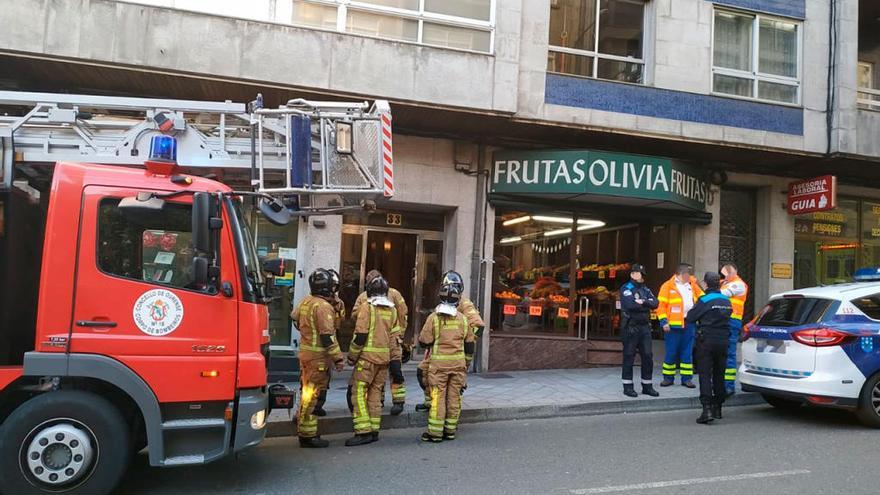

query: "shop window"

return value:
[250, 209, 299, 347]
[794, 199, 860, 288]
[548, 0, 646, 84]
[97, 198, 203, 292]
[862, 202, 880, 268]
[712, 9, 801, 104]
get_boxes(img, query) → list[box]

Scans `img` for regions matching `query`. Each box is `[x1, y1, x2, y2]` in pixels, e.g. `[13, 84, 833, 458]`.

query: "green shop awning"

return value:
[490, 149, 711, 224]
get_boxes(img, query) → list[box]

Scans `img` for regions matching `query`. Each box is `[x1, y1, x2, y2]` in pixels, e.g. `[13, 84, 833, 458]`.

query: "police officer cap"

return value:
[704, 271, 721, 289]
[630, 263, 647, 275]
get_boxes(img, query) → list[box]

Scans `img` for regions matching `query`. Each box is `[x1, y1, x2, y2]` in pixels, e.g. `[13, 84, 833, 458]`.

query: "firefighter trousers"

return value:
[426, 367, 466, 438]
[662, 325, 695, 383]
[726, 320, 742, 392]
[298, 358, 331, 438]
[417, 363, 431, 406]
[349, 360, 389, 434]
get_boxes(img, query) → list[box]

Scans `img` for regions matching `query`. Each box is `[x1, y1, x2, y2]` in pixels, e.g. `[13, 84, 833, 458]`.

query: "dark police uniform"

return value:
[685, 289, 733, 408]
[620, 279, 659, 391]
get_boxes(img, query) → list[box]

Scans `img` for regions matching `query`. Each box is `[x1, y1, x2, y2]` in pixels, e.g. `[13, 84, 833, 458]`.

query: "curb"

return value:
[267, 392, 765, 438]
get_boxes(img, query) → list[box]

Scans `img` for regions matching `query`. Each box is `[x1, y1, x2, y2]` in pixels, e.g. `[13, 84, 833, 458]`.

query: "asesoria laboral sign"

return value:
[787, 175, 837, 215]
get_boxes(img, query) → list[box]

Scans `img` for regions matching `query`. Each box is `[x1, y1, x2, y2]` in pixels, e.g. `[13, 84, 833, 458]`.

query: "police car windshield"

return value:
[757, 298, 832, 327]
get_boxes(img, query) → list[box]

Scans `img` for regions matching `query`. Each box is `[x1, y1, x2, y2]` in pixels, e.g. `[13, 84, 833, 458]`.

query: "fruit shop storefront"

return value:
[485, 149, 712, 371]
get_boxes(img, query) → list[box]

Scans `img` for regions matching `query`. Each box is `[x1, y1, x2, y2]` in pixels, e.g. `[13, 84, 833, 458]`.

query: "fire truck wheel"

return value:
[0, 390, 132, 495]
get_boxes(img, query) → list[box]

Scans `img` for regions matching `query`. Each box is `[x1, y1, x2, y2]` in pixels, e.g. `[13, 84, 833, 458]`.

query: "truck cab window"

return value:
[98, 198, 208, 292]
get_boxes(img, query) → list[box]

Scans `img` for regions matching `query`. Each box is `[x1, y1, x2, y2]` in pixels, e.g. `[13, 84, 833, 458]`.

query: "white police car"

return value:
[740, 267, 880, 427]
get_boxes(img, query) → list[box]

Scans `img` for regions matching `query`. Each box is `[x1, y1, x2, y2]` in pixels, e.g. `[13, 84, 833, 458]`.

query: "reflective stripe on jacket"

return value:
[656, 276, 703, 328]
[721, 276, 749, 321]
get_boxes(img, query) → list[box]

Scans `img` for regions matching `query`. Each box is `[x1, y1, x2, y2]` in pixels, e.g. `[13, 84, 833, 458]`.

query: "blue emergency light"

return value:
[149, 135, 177, 162]
[854, 267, 880, 282]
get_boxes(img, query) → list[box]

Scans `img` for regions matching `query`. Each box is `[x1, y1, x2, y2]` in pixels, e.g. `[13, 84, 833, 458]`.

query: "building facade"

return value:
[2, 0, 880, 373]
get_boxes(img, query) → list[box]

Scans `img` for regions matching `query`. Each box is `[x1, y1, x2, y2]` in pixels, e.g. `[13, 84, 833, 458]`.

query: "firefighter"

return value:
[419, 281, 475, 442]
[292, 268, 345, 448]
[686, 272, 733, 424]
[720, 263, 749, 396]
[345, 275, 400, 446]
[416, 270, 484, 412]
[313, 268, 344, 417]
[657, 263, 703, 388]
[619, 264, 660, 398]
[352, 270, 408, 415]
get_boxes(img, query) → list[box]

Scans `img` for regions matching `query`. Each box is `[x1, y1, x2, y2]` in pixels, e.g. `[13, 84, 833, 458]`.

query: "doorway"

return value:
[719, 188, 757, 319]
[339, 225, 444, 347]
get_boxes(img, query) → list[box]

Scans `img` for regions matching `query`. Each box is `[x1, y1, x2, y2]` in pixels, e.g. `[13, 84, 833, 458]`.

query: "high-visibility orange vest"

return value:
[721, 275, 749, 321]
[656, 275, 703, 328]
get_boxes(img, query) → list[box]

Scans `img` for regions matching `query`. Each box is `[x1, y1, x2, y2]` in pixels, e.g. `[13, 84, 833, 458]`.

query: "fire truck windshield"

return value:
[226, 197, 266, 303]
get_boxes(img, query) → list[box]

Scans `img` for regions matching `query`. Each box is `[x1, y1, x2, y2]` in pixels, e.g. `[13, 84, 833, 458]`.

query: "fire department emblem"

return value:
[133, 289, 184, 336]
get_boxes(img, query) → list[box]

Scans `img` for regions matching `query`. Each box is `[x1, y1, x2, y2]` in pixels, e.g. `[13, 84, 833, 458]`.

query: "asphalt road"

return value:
[120, 405, 880, 495]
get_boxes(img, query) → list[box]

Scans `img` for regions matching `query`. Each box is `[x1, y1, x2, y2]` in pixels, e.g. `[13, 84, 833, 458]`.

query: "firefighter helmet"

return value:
[328, 268, 341, 293]
[438, 282, 462, 306]
[401, 343, 413, 364]
[441, 270, 464, 293]
[366, 275, 389, 298]
[309, 268, 335, 297]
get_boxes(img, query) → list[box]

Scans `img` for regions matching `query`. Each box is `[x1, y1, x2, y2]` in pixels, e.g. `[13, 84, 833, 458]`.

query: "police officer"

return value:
[685, 272, 733, 424]
[416, 270, 484, 412]
[619, 264, 660, 398]
[292, 269, 345, 448]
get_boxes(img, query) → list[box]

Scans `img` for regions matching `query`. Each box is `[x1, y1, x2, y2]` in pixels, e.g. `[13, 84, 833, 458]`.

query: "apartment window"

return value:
[547, 0, 646, 84]
[712, 9, 801, 104]
[291, 0, 494, 53]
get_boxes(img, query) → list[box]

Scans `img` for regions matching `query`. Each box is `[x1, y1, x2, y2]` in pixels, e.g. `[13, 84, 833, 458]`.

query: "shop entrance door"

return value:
[719, 188, 757, 319]
[340, 225, 444, 346]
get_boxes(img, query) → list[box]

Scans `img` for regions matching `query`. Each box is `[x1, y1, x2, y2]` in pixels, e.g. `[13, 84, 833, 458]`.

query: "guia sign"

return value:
[787, 175, 837, 215]
[491, 150, 707, 211]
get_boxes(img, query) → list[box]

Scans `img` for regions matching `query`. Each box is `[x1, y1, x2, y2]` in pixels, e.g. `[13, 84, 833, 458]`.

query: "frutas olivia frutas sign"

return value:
[491, 149, 708, 211]
[787, 175, 837, 215]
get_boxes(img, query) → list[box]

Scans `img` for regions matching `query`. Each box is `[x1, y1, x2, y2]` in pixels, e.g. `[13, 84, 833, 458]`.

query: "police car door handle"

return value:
[76, 320, 118, 328]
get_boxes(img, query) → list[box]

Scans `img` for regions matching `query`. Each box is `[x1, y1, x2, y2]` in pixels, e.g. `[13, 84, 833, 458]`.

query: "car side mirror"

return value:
[192, 192, 212, 254]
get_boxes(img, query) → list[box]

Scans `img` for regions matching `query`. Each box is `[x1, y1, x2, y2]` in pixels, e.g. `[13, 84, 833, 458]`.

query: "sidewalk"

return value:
[267, 342, 760, 437]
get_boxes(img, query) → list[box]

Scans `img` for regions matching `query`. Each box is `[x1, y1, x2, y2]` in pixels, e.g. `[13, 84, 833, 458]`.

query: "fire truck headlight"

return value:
[250, 409, 266, 430]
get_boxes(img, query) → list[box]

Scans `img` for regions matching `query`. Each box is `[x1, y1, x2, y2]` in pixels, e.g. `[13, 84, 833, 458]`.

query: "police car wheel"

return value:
[0, 391, 131, 495]
[856, 373, 880, 428]
[761, 394, 802, 411]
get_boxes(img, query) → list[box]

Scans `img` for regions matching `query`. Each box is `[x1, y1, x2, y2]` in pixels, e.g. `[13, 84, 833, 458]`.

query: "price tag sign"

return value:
[609, 269, 617, 278]
[529, 306, 543, 317]
[599, 271, 606, 279]
[577, 271, 583, 280]
[558, 307, 569, 318]
[503, 304, 516, 315]
[615, 300, 621, 310]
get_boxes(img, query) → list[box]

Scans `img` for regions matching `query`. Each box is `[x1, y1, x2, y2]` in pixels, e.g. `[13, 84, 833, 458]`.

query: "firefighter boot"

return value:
[391, 403, 404, 416]
[623, 384, 638, 398]
[421, 432, 442, 443]
[299, 436, 330, 448]
[415, 401, 431, 412]
[711, 403, 723, 420]
[642, 384, 660, 397]
[345, 433, 375, 447]
[372, 432, 380, 442]
[313, 407, 327, 417]
[696, 405, 714, 424]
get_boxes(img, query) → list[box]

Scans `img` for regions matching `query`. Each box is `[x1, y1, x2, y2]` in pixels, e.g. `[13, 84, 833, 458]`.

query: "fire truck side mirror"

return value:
[193, 256, 209, 288]
[257, 197, 291, 226]
[192, 192, 212, 254]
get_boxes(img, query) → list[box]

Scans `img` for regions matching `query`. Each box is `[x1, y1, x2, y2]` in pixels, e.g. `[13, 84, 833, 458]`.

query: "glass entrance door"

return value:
[340, 225, 444, 346]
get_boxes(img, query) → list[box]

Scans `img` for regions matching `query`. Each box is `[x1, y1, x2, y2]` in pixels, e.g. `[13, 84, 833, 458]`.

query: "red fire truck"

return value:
[0, 91, 392, 494]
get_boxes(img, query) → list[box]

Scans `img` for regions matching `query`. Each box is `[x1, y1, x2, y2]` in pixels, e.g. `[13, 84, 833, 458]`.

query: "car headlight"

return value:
[250, 409, 266, 430]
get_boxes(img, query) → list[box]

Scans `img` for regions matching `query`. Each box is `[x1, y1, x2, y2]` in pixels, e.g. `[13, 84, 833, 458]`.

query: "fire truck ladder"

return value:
[0, 91, 393, 210]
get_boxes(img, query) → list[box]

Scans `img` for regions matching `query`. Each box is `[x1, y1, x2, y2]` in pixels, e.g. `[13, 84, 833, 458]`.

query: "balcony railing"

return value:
[858, 87, 880, 111]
